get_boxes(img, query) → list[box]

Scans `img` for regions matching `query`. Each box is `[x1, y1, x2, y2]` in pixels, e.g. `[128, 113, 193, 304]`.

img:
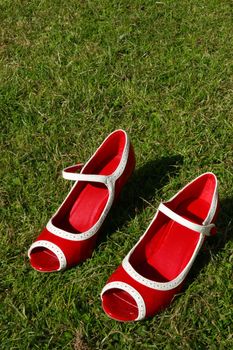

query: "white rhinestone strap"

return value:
[28, 240, 67, 271]
[101, 281, 146, 321]
[62, 165, 109, 184]
[158, 203, 215, 236]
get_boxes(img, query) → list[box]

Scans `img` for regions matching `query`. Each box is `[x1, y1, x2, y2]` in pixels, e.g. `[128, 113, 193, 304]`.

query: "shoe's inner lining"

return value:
[30, 247, 60, 272]
[135, 197, 209, 282]
[66, 157, 120, 232]
[53, 132, 126, 233]
[102, 289, 138, 322]
[131, 176, 215, 282]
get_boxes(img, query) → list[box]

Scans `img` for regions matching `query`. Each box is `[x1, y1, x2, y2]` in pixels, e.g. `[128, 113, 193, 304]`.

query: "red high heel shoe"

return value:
[28, 130, 135, 272]
[101, 172, 219, 321]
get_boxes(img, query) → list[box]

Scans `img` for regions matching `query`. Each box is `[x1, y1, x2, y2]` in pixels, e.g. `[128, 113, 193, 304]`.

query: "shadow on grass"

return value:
[98, 154, 183, 244]
[183, 196, 233, 290]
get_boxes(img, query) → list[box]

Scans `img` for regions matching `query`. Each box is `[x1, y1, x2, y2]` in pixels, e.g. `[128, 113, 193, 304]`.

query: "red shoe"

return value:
[101, 172, 219, 321]
[28, 130, 135, 272]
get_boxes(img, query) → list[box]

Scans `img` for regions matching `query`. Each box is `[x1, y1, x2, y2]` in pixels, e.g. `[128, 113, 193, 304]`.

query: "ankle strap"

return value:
[62, 163, 109, 184]
[158, 203, 215, 236]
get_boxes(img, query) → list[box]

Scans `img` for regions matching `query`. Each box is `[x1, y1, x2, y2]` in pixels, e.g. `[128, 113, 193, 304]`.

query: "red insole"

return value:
[103, 289, 138, 321]
[136, 197, 210, 282]
[66, 155, 121, 233]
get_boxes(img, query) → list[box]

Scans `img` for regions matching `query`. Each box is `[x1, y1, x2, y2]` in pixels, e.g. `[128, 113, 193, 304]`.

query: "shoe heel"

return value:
[210, 198, 220, 236]
[114, 143, 136, 204]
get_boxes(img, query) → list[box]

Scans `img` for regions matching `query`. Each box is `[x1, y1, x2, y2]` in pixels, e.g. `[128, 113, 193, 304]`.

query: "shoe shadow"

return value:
[184, 196, 233, 289]
[98, 155, 183, 244]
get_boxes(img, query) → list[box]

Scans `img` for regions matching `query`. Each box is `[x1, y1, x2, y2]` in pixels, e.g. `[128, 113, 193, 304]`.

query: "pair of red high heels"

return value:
[28, 130, 219, 322]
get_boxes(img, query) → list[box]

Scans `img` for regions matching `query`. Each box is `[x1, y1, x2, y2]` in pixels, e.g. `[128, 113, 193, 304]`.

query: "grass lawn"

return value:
[1, 0, 233, 348]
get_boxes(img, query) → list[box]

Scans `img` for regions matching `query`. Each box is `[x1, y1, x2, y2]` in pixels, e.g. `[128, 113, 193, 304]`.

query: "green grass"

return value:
[1, 0, 233, 348]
